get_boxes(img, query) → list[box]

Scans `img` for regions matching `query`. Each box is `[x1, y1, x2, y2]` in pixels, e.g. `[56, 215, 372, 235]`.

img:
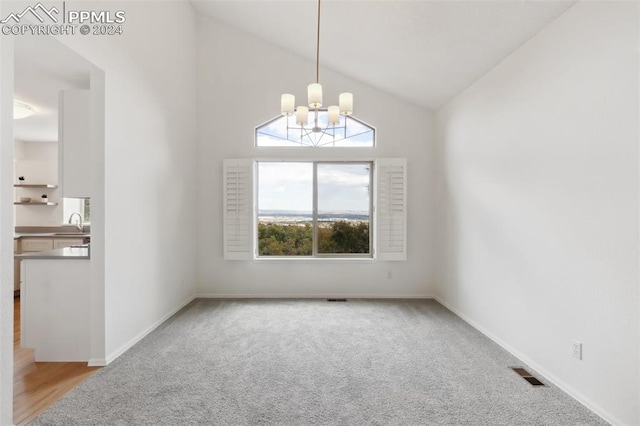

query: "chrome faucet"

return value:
[68, 212, 83, 233]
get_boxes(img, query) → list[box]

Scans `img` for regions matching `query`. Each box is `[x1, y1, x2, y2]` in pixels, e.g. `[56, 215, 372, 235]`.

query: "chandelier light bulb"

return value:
[308, 83, 323, 108]
[295, 106, 309, 125]
[339, 93, 353, 115]
[328, 106, 340, 125]
[281, 94, 295, 116]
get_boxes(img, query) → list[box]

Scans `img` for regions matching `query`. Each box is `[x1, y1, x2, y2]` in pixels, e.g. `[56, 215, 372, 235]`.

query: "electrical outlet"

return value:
[572, 340, 582, 360]
[387, 271, 392, 279]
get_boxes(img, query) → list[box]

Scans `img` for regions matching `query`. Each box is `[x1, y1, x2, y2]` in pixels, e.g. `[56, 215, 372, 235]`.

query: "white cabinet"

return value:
[53, 238, 84, 249]
[20, 237, 87, 252]
[59, 89, 91, 198]
[14, 240, 20, 292]
[21, 259, 90, 361]
[20, 239, 54, 252]
[14, 259, 19, 291]
[16, 238, 85, 292]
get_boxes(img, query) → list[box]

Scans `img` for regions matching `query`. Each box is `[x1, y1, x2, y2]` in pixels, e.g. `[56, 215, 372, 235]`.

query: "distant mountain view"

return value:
[259, 210, 369, 224]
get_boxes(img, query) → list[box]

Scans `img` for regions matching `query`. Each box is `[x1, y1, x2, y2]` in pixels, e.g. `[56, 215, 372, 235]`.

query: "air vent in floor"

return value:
[510, 367, 545, 386]
[327, 298, 347, 302]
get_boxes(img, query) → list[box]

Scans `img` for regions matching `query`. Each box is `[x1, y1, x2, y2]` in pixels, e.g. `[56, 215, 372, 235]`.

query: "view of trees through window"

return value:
[258, 162, 372, 257]
[63, 197, 91, 224]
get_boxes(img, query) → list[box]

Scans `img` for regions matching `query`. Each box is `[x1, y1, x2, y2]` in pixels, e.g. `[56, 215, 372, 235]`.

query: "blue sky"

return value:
[258, 162, 371, 212]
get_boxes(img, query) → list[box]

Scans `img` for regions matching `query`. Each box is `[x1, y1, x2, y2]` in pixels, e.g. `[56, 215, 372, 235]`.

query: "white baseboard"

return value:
[87, 358, 106, 367]
[433, 297, 621, 426]
[104, 295, 196, 365]
[195, 293, 436, 299]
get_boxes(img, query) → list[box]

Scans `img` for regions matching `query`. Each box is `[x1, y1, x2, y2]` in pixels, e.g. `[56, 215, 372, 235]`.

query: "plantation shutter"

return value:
[223, 159, 253, 260]
[375, 158, 407, 261]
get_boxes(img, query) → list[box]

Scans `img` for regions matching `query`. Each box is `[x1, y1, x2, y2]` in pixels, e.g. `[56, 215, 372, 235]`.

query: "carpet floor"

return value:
[31, 299, 606, 425]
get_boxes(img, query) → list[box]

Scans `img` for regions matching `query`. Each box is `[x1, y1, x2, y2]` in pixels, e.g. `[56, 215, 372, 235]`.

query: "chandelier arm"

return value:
[343, 115, 347, 139]
[317, 138, 337, 148]
[315, 129, 326, 146]
[301, 128, 316, 146]
[256, 132, 293, 143]
[320, 122, 336, 144]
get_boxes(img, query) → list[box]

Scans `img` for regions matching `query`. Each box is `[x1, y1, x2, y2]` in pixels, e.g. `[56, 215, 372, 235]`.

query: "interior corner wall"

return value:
[434, 2, 638, 424]
[0, 17, 14, 425]
[195, 16, 435, 298]
[52, 1, 199, 362]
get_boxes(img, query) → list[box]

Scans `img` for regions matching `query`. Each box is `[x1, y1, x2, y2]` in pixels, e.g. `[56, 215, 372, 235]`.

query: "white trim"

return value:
[195, 293, 435, 299]
[252, 257, 375, 263]
[253, 156, 378, 162]
[434, 297, 617, 426]
[87, 358, 106, 367]
[104, 295, 195, 365]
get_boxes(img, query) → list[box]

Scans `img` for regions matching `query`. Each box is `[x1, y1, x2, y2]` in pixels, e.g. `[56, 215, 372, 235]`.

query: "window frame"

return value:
[256, 160, 374, 260]
[62, 197, 91, 225]
[222, 158, 407, 262]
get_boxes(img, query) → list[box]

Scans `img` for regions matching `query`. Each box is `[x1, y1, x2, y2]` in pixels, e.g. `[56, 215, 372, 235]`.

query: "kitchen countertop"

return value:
[14, 232, 90, 239]
[15, 245, 90, 260]
[14, 226, 91, 240]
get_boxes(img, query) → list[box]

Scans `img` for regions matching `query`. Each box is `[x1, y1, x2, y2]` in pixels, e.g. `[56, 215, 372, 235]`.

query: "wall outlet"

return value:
[572, 340, 582, 360]
[387, 271, 392, 279]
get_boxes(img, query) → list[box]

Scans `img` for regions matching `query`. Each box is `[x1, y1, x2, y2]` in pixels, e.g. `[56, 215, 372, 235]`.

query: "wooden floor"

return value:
[13, 296, 100, 425]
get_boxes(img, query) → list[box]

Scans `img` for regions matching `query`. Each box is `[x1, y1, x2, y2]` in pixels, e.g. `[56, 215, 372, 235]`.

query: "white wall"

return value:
[50, 1, 199, 362]
[0, 8, 14, 422]
[196, 17, 435, 298]
[434, 2, 638, 425]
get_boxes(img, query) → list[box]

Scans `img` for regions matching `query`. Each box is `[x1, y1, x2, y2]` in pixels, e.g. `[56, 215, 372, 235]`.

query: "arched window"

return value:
[255, 110, 375, 147]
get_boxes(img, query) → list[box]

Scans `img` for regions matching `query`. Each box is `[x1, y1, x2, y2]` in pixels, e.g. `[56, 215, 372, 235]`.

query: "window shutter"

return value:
[223, 159, 253, 260]
[375, 158, 407, 261]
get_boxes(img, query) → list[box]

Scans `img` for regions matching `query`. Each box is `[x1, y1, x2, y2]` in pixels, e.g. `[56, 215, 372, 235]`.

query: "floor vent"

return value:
[510, 367, 545, 386]
[327, 298, 347, 302]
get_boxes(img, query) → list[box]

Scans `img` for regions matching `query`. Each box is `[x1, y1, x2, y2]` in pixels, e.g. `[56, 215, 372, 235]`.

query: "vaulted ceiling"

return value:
[13, 1, 577, 143]
[191, 0, 575, 110]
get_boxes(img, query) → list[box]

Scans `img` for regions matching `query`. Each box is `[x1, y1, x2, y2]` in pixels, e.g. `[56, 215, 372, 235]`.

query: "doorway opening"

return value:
[10, 34, 105, 425]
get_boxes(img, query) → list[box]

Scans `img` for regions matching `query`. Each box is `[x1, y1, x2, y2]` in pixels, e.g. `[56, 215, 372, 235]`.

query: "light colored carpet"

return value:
[31, 299, 606, 425]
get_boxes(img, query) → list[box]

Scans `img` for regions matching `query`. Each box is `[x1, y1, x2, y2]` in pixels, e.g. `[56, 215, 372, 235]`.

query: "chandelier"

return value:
[279, 0, 353, 146]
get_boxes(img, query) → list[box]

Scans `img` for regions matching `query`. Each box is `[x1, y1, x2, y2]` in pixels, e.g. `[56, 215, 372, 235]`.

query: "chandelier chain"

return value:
[278, 0, 353, 145]
[316, 0, 321, 84]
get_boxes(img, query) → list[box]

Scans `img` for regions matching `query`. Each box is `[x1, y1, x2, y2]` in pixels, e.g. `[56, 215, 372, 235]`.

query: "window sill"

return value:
[253, 256, 375, 264]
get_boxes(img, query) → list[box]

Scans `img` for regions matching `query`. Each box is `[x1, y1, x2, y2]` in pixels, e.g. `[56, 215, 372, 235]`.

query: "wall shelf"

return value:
[14, 202, 58, 206]
[14, 184, 58, 189]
